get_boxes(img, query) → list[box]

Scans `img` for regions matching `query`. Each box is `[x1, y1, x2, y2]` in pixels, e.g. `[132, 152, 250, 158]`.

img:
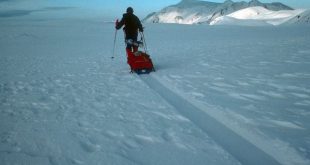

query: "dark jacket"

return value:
[116, 13, 143, 38]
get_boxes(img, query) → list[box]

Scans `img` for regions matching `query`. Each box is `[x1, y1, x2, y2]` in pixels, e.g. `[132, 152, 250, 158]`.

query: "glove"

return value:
[139, 27, 144, 32]
[115, 19, 119, 29]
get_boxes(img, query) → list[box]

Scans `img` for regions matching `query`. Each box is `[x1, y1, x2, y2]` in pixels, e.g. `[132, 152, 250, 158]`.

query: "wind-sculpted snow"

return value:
[1, 19, 310, 165]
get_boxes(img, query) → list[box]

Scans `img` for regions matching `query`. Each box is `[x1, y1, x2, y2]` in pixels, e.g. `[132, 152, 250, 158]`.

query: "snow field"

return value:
[145, 24, 310, 164]
[1, 19, 310, 165]
[1, 19, 240, 165]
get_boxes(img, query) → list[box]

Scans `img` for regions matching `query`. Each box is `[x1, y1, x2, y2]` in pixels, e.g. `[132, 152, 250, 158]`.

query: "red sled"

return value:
[126, 49, 155, 74]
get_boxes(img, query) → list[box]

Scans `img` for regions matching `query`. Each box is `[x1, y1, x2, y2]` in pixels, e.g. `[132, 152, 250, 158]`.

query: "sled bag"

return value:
[127, 51, 154, 71]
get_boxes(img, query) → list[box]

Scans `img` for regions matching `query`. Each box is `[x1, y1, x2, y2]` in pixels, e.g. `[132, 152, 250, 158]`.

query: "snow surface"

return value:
[1, 18, 310, 165]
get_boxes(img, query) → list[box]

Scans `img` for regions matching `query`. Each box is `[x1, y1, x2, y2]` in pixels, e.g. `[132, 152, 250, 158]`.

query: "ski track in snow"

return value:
[140, 74, 280, 165]
[141, 73, 310, 165]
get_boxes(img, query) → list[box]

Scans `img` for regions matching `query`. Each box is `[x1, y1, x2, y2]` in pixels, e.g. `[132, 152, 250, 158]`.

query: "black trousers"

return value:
[125, 34, 138, 50]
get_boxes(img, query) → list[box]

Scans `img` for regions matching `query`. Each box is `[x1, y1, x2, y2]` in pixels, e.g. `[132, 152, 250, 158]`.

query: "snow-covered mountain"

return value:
[208, 0, 294, 24]
[143, 0, 295, 25]
[143, 0, 220, 24]
[210, 6, 305, 26]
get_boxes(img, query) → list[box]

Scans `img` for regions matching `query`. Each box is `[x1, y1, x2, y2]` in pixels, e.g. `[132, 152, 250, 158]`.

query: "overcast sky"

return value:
[1, 0, 310, 19]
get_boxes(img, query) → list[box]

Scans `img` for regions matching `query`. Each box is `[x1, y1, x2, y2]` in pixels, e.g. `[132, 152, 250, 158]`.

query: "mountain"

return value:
[143, 0, 294, 24]
[210, 6, 305, 26]
[143, 0, 220, 24]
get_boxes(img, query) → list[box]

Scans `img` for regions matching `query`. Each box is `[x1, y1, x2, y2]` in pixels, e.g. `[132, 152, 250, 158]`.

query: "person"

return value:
[115, 7, 144, 54]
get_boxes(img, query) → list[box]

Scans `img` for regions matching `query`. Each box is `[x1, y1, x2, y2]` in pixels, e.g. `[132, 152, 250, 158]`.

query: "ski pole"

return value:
[140, 32, 148, 54]
[111, 29, 117, 59]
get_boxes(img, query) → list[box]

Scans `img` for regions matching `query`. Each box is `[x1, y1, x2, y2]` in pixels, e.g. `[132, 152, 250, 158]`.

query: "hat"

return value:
[127, 7, 134, 14]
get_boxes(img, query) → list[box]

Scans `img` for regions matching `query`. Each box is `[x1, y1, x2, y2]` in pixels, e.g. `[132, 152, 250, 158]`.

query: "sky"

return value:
[1, 0, 310, 19]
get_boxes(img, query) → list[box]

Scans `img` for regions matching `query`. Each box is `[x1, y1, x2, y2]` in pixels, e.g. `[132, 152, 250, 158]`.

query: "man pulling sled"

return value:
[115, 7, 155, 74]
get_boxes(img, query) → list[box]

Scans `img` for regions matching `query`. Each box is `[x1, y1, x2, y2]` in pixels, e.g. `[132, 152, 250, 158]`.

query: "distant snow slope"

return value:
[143, 0, 293, 25]
[285, 9, 310, 24]
[210, 6, 305, 26]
